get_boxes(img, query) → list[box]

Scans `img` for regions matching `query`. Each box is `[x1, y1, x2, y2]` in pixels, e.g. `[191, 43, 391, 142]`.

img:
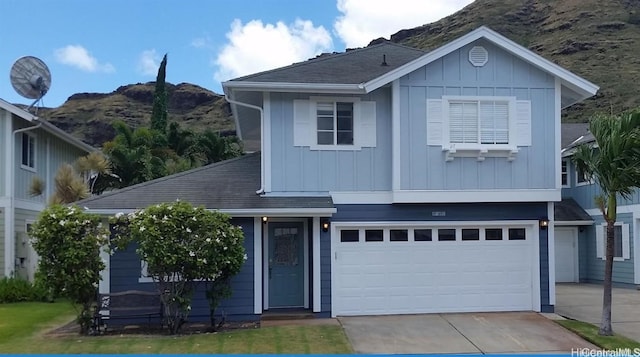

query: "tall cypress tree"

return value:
[151, 54, 168, 134]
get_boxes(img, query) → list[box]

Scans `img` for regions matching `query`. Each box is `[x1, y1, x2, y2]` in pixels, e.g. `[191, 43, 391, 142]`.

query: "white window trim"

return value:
[309, 96, 360, 151]
[21, 132, 37, 172]
[596, 222, 630, 261]
[575, 164, 594, 187]
[561, 159, 570, 188]
[442, 96, 518, 161]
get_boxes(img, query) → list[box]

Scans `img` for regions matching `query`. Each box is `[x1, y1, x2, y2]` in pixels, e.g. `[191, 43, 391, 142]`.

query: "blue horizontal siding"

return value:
[109, 217, 256, 324]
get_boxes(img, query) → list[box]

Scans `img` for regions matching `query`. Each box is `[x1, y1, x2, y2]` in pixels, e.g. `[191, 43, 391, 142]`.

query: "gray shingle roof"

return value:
[229, 42, 425, 84]
[554, 198, 592, 222]
[79, 153, 333, 211]
[561, 123, 591, 149]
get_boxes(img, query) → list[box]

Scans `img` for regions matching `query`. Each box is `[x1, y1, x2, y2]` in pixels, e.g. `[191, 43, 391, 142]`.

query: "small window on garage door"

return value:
[438, 229, 456, 241]
[414, 229, 432, 241]
[365, 229, 383, 242]
[340, 230, 359, 242]
[508, 228, 526, 240]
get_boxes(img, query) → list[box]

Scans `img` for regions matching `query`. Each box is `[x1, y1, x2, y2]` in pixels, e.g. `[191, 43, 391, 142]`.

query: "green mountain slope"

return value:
[380, 0, 640, 121]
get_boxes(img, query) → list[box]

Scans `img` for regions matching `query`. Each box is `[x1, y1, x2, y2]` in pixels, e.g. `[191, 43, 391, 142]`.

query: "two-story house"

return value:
[555, 123, 640, 287]
[1, 99, 95, 281]
[81, 26, 598, 322]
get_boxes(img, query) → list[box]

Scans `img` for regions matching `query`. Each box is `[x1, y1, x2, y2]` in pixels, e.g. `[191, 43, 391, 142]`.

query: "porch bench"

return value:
[93, 290, 163, 333]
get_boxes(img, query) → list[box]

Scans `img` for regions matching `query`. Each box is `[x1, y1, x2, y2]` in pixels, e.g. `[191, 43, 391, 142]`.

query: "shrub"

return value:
[0, 277, 50, 303]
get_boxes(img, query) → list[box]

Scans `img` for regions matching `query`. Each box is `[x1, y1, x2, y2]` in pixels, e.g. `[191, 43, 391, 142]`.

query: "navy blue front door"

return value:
[268, 222, 304, 308]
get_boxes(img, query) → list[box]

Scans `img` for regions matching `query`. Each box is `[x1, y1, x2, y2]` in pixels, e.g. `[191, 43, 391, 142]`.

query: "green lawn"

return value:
[557, 320, 640, 350]
[0, 301, 352, 354]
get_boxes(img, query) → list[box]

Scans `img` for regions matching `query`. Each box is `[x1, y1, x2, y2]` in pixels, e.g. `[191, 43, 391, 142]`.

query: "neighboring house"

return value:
[81, 26, 598, 322]
[1, 99, 95, 281]
[556, 123, 640, 287]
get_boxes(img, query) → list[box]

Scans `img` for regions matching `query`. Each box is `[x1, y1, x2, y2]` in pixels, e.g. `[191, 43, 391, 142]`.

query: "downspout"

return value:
[224, 92, 265, 195]
[5, 121, 42, 277]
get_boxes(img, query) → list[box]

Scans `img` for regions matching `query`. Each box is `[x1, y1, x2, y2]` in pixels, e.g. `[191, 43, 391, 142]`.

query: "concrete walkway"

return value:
[339, 312, 596, 354]
[556, 283, 640, 342]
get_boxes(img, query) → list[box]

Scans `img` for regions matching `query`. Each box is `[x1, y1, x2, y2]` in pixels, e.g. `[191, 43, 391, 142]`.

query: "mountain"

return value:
[35, 0, 640, 147]
[376, 0, 640, 121]
[36, 82, 234, 147]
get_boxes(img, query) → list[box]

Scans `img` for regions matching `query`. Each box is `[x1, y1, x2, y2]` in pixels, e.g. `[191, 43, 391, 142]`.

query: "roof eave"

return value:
[84, 207, 337, 217]
[222, 81, 366, 94]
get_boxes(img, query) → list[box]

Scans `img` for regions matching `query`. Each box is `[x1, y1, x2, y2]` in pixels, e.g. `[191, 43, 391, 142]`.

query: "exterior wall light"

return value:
[262, 216, 268, 224]
[321, 219, 330, 232]
[539, 219, 549, 229]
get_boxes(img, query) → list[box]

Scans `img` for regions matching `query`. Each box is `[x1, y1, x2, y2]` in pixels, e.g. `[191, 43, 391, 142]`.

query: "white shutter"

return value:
[515, 100, 531, 146]
[426, 99, 443, 146]
[293, 99, 312, 146]
[359, 101, 377, 148]
[622, 224, 630, 260]
[596, 224, 604, 259]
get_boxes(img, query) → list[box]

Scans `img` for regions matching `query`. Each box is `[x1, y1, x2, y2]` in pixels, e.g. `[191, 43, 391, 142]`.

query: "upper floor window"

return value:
[426, 96, 531, 161]
[561, 160, 569, 187]
[21, 133, 36, 170]
[316, 102, 353, 146]
[576, 165, 590, 185]
[449, 100, 509, 145]
[293, 97, 376, 150]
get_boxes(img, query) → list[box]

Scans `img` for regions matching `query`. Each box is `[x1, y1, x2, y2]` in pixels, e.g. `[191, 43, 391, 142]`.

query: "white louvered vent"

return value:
[469, 46, 488, 67]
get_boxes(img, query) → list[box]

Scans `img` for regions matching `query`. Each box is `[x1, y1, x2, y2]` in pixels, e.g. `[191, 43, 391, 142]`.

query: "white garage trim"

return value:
[330, 220, 541, 317]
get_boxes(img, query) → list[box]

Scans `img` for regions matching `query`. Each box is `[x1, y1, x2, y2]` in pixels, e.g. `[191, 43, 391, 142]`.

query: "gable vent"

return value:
[469, 46, 488, 67]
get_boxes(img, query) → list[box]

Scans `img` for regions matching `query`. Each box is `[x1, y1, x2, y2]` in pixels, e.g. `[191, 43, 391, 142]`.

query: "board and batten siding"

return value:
[399, 39, 556, 191]
[0, 208, 5, 277]
[326, 202, 552, 312]
[109, 217, 257, 322]
[269, 89, 392, 193]
[564, 161, 640, 210]
[0, 109, 8, 197]
[581, 213, 635, 285]
[13, 208, 38, 281]
[12, 118, 88, 202]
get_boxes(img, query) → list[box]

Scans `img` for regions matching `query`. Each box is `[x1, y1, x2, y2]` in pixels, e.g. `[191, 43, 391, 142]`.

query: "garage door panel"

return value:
[334, 225, 535, 316]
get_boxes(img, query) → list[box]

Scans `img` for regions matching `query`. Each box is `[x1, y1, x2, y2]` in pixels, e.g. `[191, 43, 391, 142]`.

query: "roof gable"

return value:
[364, 26, 598, 107]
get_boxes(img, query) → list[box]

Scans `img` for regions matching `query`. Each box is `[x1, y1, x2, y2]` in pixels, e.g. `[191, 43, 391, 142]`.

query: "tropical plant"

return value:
[150, 54, 168, 134]
[49, 164, 89, 204]
[29, 205, 109, 334]
[197, 129, 243, 165]
[110, 201, 245, 334]
[572, 110, 640, 335]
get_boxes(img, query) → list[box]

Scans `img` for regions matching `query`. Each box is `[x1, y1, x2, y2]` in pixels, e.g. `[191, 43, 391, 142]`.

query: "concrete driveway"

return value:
[339, 312, 596, 354]
[556, 283, 640, 342]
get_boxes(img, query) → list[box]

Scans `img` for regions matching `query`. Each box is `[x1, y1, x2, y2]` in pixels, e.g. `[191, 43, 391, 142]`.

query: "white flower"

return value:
[192, 216, 197, 221]
[163, 215, 168, 221]
[189, 251, 195, 257]
[187, 305, 191, 311]
[223, 246, 227, 251]
[216, 238, 221, 243]
[205, 238, 211, 243]
[186, 227, 192, 233]
[202, 258, 207, 264]
[243, 254, 248, 261]
[59, 220, 66, 226]
[115, 212, 124, 218]
[139, 226, 146, 232]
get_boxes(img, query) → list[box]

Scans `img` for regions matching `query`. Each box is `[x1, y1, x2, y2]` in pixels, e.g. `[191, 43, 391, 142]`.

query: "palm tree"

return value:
[572, 110, 640, 335]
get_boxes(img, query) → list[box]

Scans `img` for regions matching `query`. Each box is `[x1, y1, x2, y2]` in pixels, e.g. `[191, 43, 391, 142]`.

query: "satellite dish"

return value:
[10, 56, 51, 101]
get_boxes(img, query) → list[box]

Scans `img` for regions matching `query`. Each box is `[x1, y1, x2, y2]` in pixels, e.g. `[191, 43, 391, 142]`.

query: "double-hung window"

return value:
[316, 101, 354, 146]
[561, 160, 569, 187]
[293, 97, 376, 150]
[21, 132, 36, 170]
[596, 223, 630, 261]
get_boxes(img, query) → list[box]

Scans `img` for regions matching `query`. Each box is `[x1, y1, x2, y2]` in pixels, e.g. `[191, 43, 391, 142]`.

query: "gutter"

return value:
[4, 121, 42, 277]
[223, 92, 265, 195]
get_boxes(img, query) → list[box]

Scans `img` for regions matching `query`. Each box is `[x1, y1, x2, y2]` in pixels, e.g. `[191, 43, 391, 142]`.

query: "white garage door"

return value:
[333, 224, 537, 316]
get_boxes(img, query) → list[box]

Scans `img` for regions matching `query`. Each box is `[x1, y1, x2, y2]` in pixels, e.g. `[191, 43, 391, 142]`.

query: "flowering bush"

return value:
[110, 201, 245, 334]
[29, 204, 109, 335]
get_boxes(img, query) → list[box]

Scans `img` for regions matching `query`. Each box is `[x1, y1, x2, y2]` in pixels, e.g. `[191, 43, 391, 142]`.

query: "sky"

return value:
[1, 0, 474, 108]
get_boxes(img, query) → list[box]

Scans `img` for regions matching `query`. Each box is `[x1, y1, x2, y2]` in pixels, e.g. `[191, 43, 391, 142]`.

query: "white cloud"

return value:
[334, 0, 475, 48]
[54, 45, 115, 73]
[214, 19, 333, 82]
[137, 49, 160, 76]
